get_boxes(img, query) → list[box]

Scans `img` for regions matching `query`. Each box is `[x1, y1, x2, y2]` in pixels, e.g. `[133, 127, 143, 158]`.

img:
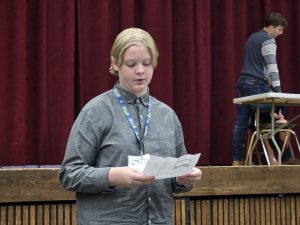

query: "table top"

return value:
[233, 92, 300, 106]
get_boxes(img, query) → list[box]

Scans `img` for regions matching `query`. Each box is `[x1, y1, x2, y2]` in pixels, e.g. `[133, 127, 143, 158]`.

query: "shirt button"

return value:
[136, 99, 140, 103]
[148, 220, 151, 224]
[140, 115, 143, 119]
[148, 197, 151, 201]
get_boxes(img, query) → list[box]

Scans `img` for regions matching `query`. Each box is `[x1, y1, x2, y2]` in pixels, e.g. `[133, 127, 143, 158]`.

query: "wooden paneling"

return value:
[174, 195, 300, 225]
[1, 167, 300, 224]
[1, 166, 300, 203]
[175, 166, 300, 197]
[0, 169, 75, 203]
[0, 203, 76, 225]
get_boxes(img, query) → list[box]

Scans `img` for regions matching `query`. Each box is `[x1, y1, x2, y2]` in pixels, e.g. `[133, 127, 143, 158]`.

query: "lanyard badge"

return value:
[113, 87, 152, 155]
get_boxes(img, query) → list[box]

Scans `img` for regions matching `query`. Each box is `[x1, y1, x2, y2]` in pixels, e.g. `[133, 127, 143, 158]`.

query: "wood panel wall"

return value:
[174, 195, 300, 225]
[1, 166, 300, 225]
[0, 203, 76, 225]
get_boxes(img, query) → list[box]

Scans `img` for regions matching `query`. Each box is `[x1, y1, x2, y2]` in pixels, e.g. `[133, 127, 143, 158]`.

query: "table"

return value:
[233, 92, 300, 165]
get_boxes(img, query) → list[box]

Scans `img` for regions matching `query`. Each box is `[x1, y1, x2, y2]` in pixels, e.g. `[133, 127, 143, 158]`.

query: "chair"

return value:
[244, 122, 300, 166]
[245, 128, 271, 165]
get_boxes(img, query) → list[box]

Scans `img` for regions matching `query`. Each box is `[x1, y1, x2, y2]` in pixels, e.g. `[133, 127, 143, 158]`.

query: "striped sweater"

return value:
[241, 29, 281, 92]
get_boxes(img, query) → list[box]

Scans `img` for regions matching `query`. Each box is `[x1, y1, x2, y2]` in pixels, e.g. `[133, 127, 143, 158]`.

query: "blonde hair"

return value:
[109, 28, 159, 76]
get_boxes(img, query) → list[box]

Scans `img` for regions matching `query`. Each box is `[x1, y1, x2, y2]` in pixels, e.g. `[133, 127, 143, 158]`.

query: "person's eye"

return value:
[126, 63, 135, 67]
[143, 62, 151, 66]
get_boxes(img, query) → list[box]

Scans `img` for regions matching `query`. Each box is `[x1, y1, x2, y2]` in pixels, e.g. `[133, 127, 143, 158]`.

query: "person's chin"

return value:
[135, 82, 147, 89]
[134, 86, 147, 96]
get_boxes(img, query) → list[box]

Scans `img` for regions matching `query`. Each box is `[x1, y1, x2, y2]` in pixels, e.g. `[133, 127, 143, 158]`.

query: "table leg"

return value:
[270, 103, 282, 164]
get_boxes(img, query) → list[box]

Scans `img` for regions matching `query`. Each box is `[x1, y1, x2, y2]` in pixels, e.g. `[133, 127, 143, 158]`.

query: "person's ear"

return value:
[111, 57, 119, 72]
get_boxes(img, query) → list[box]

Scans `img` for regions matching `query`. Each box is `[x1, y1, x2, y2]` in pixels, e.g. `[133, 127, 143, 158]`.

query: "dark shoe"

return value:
[282, 157, 300, 165]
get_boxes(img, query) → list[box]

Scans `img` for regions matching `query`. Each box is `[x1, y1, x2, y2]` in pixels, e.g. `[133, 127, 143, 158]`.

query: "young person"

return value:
[232, 12, 299, 166]
[59, 28, 202, 225]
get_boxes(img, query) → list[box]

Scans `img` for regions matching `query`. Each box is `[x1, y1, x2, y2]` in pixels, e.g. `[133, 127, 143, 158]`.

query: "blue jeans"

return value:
[232, 77, 270, 161]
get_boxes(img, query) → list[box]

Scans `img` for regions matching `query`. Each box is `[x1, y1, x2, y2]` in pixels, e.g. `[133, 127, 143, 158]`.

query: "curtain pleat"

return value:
[0, 0, 299, 166]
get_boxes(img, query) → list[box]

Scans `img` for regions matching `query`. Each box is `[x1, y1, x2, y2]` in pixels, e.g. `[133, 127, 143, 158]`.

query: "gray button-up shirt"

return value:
[59, 84, 191, 225]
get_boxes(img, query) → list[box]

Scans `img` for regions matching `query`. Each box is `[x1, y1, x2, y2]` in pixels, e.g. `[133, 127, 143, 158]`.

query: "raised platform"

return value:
[1, 166, 300, 224]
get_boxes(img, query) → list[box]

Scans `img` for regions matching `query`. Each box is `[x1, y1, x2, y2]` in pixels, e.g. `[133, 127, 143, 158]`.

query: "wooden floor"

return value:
[1, 166, 300, 225]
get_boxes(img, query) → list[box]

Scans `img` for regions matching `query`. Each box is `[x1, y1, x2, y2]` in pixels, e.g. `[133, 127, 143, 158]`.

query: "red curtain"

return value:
[1, 0, 300, 166]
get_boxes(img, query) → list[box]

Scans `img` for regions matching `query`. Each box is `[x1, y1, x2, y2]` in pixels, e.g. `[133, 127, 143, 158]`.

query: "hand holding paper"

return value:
[142, 153, 201, 179]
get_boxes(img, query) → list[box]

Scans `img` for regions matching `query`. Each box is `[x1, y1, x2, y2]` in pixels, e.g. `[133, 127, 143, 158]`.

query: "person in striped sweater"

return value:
[232, 12, 299, 166]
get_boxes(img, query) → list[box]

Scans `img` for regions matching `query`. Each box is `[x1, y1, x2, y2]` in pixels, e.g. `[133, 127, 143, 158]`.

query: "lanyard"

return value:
[113, 87, 152, 155]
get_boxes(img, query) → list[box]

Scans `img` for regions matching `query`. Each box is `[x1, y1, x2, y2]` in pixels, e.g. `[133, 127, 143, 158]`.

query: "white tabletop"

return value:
[233, 92, 300, 106]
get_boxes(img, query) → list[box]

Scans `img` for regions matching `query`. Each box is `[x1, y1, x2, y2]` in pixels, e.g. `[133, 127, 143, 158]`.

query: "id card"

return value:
[128, 154, 150, 172]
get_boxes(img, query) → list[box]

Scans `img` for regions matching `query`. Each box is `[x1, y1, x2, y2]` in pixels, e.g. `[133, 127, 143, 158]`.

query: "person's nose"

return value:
[136, 64, 145, 74]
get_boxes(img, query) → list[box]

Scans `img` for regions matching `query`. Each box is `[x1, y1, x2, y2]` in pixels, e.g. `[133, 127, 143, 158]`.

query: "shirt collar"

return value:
[114, 83, 149, 106]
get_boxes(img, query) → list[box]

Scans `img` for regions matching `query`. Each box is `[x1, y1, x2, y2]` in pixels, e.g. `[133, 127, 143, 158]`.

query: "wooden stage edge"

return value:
[1, 165, 300, 203]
